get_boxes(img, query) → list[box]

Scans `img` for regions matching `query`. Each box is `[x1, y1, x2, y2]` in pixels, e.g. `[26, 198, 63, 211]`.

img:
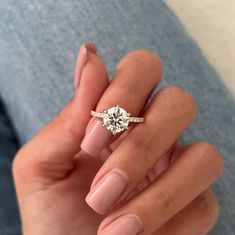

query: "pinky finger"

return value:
[152, 189, 219, 235]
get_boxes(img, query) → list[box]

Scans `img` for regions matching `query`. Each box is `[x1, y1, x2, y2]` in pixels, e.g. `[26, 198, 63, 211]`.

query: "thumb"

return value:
[13, 44, 109, 188]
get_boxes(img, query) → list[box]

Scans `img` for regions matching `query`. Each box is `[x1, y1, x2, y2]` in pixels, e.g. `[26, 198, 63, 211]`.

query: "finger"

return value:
[86, 86, 196, 214]
[125, 147, 176, 202]
[153, 189, 219, 235]
[115, 144, 185, 205]
[13, 44, 109, 188]
[81, 49, 162, 156]
[98, 142, 223, 235]
[74, 43, 97, 89]
[99, 144, 180, 204]
[98, 128, 133, 163]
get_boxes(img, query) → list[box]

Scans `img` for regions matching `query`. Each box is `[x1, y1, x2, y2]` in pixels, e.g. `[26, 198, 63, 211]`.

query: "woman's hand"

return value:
[13, 44, 223, 235]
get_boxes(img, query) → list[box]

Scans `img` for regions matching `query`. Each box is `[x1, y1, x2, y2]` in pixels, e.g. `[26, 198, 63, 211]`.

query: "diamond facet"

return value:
[103, 105, 129, 135]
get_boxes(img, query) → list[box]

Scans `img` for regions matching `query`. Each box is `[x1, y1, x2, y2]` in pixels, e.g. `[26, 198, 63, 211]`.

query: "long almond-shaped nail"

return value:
[98, 214, 143, 235]
[73, 43, 97, 89]
[85, 168, 128, 214]
[81, 119, 112, 156]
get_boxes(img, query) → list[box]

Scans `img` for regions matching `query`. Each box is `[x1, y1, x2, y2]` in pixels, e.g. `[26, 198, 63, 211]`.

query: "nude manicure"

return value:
[81, 119, 112, 157]
[98, 214, 143, 235]
[73, 43, 97, 89]
[85, 168, 129, 214]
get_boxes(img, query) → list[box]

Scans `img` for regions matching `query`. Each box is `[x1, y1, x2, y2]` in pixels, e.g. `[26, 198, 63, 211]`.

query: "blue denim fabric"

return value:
[0, 100, 20, 235]
[0, 0, 234, 234]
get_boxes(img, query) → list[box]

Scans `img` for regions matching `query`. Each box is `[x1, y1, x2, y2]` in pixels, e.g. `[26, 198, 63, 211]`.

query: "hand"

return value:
[13, 44, 223, 235]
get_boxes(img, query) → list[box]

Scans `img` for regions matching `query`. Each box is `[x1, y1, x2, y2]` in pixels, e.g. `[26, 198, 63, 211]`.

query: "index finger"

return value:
[13, 45, 109, 186]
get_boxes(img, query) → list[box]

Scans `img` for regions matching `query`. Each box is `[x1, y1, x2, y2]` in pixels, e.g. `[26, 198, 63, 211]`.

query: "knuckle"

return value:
[193, 142, 223, 179]
[12, 151, 21, 177]
[131, 49, 162, 65]
[151, 188, 173, 212]
[197, 192, 219, 232]
[13, 146, 71, 183]
[12, 147, 30, 180]
[159, 86, 197, 121]
[125, 49, 162, 66]
[117, 49, 163, 80]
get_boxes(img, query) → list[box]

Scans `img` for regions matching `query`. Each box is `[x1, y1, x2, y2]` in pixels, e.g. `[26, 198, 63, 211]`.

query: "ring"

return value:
[91, 105, 144, 135]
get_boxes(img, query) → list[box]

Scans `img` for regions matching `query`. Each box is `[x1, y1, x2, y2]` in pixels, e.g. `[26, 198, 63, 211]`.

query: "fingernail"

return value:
[74, 43, 97, 89]
[85, 168, 129, 214]
[81, 119, 112, 156]
[99, 214, 143, 235]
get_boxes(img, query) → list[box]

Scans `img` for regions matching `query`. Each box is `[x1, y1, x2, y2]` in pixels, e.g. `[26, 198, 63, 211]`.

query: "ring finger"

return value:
[81, 49, 162, 156]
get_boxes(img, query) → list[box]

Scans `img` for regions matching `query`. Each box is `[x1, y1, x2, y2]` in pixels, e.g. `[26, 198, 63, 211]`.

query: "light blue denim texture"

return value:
[0, 0, 234, 234]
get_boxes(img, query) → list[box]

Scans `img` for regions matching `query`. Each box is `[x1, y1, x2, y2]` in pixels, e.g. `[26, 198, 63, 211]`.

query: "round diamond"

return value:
[103, 106, 129, 134]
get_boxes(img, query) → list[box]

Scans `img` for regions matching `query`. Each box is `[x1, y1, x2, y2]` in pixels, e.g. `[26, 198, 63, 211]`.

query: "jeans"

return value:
[0, 1, 234, 234]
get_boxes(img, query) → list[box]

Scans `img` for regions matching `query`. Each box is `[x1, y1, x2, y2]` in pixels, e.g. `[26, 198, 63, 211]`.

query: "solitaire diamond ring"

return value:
[91, 105, 144, 135]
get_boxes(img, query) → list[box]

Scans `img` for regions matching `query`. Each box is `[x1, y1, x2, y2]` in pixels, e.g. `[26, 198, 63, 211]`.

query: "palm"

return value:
[39, 153, 105, 235]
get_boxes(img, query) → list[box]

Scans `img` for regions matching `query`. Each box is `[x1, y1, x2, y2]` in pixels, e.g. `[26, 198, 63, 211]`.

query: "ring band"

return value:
[91, 105, 144, 135]
[91, 111, 144, 122]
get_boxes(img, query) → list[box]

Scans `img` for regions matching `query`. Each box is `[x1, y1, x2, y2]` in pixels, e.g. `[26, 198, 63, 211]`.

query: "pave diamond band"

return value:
[91, 105, 144, 135]
[91, 111, 144, 123]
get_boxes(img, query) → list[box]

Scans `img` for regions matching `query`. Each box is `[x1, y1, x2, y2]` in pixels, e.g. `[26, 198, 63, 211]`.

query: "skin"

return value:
[13, 49, 223, 235]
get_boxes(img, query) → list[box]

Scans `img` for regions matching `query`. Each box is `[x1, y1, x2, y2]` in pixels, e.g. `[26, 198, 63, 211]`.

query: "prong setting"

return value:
[102, 106, 129, 135]
[91, 106, 144, 135]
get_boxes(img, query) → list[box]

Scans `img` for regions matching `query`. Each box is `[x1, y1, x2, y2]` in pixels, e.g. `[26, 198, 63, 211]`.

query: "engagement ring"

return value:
[91, 105, 144, 135]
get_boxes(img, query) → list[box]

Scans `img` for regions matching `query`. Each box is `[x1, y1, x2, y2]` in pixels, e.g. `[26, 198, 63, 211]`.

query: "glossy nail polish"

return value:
[86, 168, 128, 214]
[98, 214, 143, 235]
[73, 43, 97, 89]
[81, 119, 112, 157]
